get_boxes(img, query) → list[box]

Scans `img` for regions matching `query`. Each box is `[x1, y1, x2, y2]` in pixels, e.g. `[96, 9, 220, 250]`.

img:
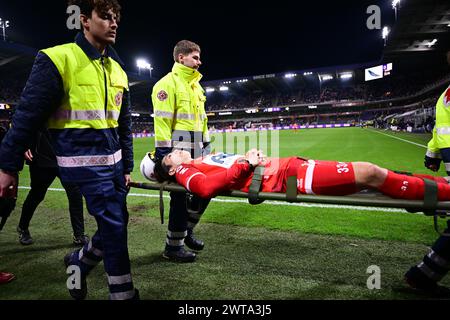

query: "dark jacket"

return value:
[26, 130, 58, 168]
[0, 125, 16, 222]
[0, 33, 133, 181]
[0, 126, 6, 143]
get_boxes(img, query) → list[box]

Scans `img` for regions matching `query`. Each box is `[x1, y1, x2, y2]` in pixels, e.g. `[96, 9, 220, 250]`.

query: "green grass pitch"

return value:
[1, 127, 449, 300]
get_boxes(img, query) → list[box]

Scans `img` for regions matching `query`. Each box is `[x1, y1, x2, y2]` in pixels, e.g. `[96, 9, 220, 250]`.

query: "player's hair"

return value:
[173, 40, 201, 62]
[68, 0, 121, 21]
[153, 157, 176, 183]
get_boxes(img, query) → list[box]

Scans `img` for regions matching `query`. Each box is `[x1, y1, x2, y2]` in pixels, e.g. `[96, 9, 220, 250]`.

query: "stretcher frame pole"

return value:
[130, 181, 450, 236]
[129, 181, 450, 211]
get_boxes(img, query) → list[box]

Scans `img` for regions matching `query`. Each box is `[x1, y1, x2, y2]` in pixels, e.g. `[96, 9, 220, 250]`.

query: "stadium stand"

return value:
[0, 0, 448, 137]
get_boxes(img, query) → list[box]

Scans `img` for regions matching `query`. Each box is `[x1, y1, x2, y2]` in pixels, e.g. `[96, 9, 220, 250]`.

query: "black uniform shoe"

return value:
[17, 226, 33, 246]
[64, 251, 87, 300]
[404, 266, 450, 299]
[73, 234, 90, 246]
[185, 229, 204, 251]
[162, 248, 196, 263]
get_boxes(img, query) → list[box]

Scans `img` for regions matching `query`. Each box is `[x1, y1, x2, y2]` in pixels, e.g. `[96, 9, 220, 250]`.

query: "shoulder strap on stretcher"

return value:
[248, 166, 265, 205]
[286, 176, 297, 202]
[159, 182, 168, 224]
[422, 178, 438, 215]
[248, 161, 299, 205]
[421, 178, 450, 237]
[285, 159, 300, 202]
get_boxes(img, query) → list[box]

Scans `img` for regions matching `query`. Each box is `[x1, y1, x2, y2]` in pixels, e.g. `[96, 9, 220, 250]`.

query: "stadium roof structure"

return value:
[0, 39, 155, 83]
[1, 0, 449, 104]
[200, 61, 380, 94]
[204, 0, 450, 95]
[125, 60, 385, 103]
[383, 0, 450, 57]
[0, 41, 37, 80]
[127, 59, 387, 101]
[197, 0, 450, 97]
[0, 39, 157, 109]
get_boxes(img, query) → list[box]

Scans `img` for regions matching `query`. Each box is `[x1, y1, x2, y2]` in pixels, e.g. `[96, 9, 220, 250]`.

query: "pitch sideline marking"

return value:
[368, 129, 427, 148]
[18, 186, 412, 214]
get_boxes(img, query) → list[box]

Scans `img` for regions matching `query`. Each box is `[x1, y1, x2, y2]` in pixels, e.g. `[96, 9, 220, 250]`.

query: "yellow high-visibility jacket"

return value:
[41, 34, 132, 182]
[152, 62, 209, 158]
[427, 86, 450, 158]
[43, 44, 128, 131]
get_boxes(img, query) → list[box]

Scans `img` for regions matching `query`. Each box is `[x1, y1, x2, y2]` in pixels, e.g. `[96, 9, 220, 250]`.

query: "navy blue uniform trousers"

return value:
[70, 174, 134, 298]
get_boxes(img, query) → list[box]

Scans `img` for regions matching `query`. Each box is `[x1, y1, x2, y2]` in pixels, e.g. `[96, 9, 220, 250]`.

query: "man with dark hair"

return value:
[153, 156, 175, 183]
[0, 0, 138, 300]
[151, 40, 211, 262]
[148, 149, 450, 202]
[69, 0, 122, 21]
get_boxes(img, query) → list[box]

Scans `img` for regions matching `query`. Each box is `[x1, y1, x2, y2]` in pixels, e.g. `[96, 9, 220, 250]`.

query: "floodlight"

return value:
[427, 39, 438, 48]
[340, 73, 353, 79]
[136, 59, 153, 77]
[382, 27, 390, 39]
[0, 17, 11, 41]
[320, 75, 333, 81]
[219, 86, 229, 92]
[136, 59, 151, 70]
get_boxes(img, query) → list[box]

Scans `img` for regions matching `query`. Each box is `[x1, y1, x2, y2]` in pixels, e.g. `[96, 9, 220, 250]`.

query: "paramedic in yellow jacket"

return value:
[425, 85, 450, 174]
[405, 50, 450, 297]
[152, 40, 211, 262]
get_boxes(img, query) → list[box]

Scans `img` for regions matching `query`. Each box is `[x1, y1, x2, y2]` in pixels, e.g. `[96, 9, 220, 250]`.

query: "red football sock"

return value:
[411, 173, 448, 185]
[379, 171, 450, 201]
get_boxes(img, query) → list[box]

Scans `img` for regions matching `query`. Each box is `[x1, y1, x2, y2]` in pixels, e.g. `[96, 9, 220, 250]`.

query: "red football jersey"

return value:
[175, 152, 299, 198]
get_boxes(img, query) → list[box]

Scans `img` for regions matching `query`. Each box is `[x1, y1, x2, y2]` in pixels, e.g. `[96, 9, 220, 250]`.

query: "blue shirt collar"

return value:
[75, 32, 124, 66]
